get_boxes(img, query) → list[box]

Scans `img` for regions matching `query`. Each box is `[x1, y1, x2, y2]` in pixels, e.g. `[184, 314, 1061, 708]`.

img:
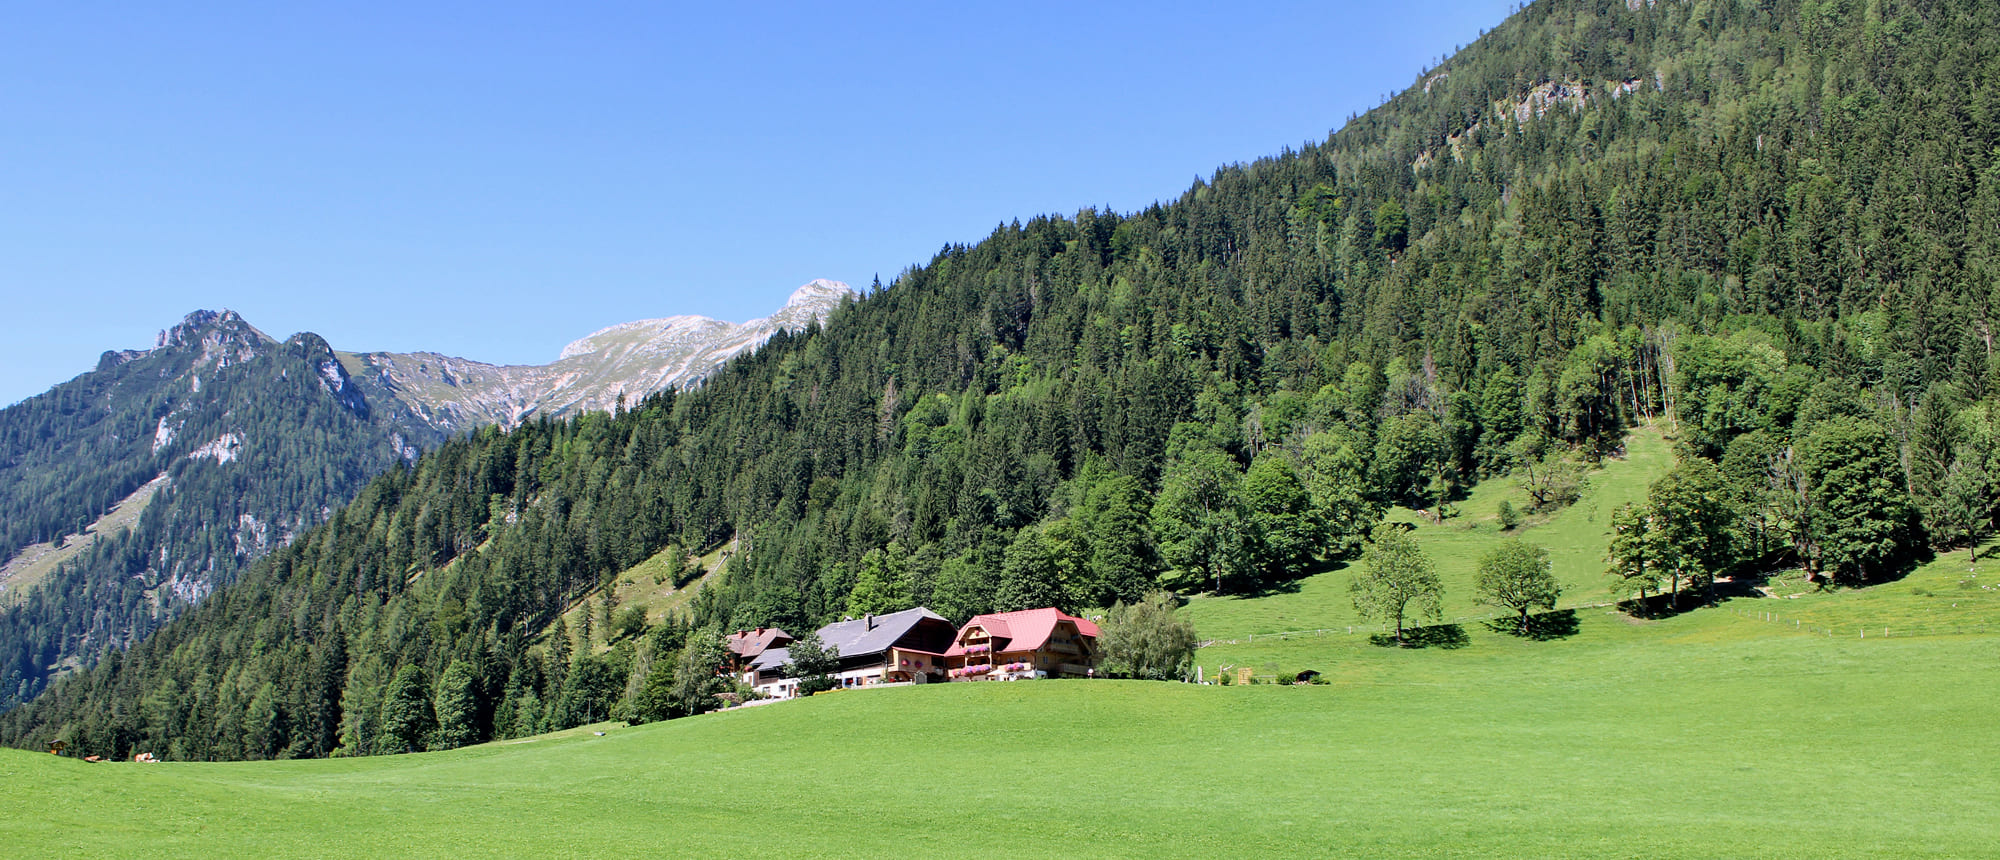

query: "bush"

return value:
[1276, 671, 1297, 685]
[1497, 499, 1520, 530]
[1098, 591, 1200, 681]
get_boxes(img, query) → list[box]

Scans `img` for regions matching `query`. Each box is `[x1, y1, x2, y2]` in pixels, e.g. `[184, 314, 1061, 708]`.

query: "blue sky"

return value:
[2, 1, 1516, 407]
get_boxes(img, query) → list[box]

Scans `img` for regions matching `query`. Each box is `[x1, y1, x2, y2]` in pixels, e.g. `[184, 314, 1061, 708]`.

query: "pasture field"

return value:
[1182, 423, 1670, 643]
[6, 608, 1996, 859]
[9, 424, 1995, 858]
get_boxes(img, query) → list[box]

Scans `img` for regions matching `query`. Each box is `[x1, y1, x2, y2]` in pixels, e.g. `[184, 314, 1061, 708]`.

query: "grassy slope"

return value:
[1182, 423, 1671, 643]
[0, 473, 168, 608]
[5, 612, 1995, 858]
[9, 427, 1996, 857]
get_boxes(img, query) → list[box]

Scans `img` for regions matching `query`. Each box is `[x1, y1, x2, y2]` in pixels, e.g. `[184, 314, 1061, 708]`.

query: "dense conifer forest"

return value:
[6, 0, 1997, 760]
[0, 313, 444, 706]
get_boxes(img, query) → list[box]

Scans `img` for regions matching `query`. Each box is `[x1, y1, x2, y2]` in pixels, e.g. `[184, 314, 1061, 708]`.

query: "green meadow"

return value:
[7, 427, 1997, 858]
[7, 613, 1996, 858]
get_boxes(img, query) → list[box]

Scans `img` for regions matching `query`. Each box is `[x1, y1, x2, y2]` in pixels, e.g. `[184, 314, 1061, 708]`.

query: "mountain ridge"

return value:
[344, 278, 856, 430]
[0, 281, 852, 705]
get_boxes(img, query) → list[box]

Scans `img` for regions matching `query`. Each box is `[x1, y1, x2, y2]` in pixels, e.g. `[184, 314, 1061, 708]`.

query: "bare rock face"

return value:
[348, 279, 856, 431]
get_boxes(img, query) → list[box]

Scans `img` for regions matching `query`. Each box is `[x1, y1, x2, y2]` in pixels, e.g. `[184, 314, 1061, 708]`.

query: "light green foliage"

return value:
[1373, 410, 1449, 511]
[1646, 458, 1735, 604]
[1097, 591, 1200, 681]
[1297, 429, 1381, 558]
[1240, 454, 1321, 581]
[1606, 502, 1662, 603]
[1351, 524, 1442, 641]
[1152, 438, 1253, 593]
[1475, 539, 1558, 634]
[846, 543, 913, 617]
[1517, 444, 1586, 512]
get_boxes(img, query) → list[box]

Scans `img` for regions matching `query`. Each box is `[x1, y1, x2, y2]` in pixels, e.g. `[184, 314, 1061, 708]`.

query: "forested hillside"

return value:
[0, 312, 445, 708]
[7, 0, 1997, 760]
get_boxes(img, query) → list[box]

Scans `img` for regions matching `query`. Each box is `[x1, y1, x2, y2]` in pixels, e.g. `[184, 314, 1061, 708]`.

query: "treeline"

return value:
[6, 0, 1999, 759]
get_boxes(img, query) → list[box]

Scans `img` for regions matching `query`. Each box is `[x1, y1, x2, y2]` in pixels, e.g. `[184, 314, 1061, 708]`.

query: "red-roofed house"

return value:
[944, 608, 1101, 680]
[724, 626, 794, 673]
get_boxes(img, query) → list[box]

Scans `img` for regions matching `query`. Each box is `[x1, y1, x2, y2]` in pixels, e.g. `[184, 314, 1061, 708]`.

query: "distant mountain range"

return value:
[0, 281, 853, 705]
[346, 279, 856, 431]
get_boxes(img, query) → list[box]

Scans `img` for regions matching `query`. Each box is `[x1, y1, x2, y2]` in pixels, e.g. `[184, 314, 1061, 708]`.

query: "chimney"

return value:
[866, 614, 875, 629]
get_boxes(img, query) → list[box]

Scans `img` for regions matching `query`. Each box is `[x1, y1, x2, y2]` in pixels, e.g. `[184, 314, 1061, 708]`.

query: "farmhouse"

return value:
[944, 608, 1101, 680]
[723, 626, 793, 673]
[746, 607, 958, 699]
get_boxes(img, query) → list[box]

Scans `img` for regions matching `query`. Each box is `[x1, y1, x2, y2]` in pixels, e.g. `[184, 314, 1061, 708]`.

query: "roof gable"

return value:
[815, 607, 951, 659]
[948, 608, 1099, 656]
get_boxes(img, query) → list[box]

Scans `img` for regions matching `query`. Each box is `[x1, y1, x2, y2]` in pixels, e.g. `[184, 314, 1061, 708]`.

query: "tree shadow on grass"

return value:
[1482, 609, 1580, 641]
[1234, 558, 1350, 598]
[1368, 622, 1468, 649]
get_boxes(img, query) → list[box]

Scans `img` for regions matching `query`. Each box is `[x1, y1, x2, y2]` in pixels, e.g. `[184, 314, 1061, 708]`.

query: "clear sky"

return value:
[2, 1, 1517, 407]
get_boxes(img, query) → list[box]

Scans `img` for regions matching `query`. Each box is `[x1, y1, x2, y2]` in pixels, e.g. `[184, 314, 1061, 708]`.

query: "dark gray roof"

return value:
[819, 607, 949, 659]
[748, 646, 791, 673]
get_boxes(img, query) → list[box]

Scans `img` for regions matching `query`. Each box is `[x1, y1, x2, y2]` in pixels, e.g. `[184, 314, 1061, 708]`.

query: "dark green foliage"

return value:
[0, 315, 445, 707]
[1795, 419, 1917, 584]
[670, 628, 729, 717]
[8, 0, 1995, 759]
[377, 665, 434, 756]
[1496, 499, 1520, 531]
[783, 630, 840, 696]
[430, 661, 479, 751]
[1241, 455, 1321, 581]
[1097, 591, 1199, 681]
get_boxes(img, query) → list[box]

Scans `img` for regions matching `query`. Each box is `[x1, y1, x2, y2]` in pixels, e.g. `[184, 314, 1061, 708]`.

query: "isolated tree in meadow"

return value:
[783, 629, 841, 696]
[1097, 591, 1199, 681]
[1350, 524, 1442, 642]
[1475, 539, 1559, 634]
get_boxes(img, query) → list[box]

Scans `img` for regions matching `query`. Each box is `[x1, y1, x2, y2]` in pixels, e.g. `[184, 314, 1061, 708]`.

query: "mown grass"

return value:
[10, 425, 1994, 857]
[7, 610, 1996, 858]
[1717, 539, 2000, 638]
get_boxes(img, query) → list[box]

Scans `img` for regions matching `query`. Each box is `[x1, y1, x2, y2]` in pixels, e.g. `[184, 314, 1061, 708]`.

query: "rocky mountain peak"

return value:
[154, 309, 276, 370]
